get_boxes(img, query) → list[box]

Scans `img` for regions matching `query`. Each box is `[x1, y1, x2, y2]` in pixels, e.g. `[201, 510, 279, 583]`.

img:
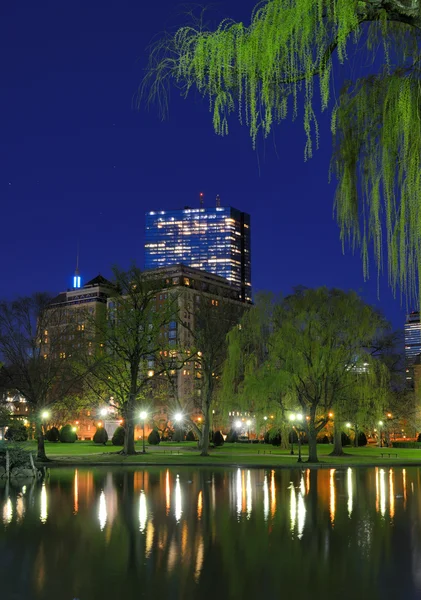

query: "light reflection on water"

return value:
[1, 465, 420, 600]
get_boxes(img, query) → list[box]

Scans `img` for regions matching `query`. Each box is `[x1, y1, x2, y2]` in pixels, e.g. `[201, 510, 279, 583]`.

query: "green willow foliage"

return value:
[144, 0, 421, 304]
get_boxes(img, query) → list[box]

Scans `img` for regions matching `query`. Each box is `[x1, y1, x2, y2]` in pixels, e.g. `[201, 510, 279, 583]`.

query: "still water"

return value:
[0, 466, 419, 599]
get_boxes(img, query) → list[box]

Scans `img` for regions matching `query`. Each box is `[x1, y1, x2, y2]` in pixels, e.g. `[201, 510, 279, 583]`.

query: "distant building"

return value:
[109, 264, 246, 430]
[405, 311, 421, 383]
[144, 199, 252, 302]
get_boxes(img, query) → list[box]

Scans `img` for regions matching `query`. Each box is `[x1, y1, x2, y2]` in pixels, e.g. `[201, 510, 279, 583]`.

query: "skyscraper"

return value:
[144, 201, 252, 302]
[405, 311, 421, 383]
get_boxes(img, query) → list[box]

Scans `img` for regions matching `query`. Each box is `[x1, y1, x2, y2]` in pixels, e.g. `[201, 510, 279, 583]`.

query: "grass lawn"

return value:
[17, 440, 421, 468]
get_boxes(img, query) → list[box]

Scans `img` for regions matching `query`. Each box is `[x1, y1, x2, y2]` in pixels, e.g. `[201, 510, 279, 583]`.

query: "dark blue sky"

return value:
[0, 0, 408, 331]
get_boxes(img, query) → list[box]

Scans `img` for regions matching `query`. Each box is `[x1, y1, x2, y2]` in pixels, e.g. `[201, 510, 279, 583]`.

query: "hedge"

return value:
[392, 442, 421, 449]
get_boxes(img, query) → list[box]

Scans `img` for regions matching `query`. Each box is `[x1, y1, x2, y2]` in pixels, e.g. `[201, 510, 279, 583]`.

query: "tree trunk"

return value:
[280, 422, 290, 450]
[123, 396, 136, 455]
[200, 405, 211, 457]
[330, 420, 344, 456]
[307, 412, 319, 463]
[354, 425, 359, 448]
[36, 420, 49, 462]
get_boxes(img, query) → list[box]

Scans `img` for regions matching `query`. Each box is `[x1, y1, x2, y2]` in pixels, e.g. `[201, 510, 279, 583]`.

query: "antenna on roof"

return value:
[216, 194, 221, 208]
[73, 241, 81, 289]
[200, 192, 204, 208]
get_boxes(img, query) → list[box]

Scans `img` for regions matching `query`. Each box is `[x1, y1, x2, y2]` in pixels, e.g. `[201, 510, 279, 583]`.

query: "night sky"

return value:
[1, 0, 408, 332]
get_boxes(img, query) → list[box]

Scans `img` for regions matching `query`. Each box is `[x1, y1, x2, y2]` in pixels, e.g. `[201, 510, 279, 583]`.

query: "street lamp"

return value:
[41, 410, 50, 420]
[140, 411, 148, 454]
[100, 408, 108, 417]
[289, 414, 296, 455]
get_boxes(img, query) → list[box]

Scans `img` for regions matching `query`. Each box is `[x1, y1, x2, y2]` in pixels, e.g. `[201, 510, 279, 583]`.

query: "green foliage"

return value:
[93, 427, 108, 445]
[59, 424, 77, 443]
[172, 427, 185, 442]
[357, 431, 367, 446]
[144, 1, 421, 303]
[45, 426, 60, 442]
[144, 0, 365, 153]
[392, 441, 421, 449]
[318, 435, 330, 444]
[111, 426, 125, 446]
[226, 428, 238, 443]
[333, 71, 421, 302]
[5, 423, 28, 442]
[341, 431, 351, 446]
[213, 430, 225, 446]
[148, 429, 161, 445]
[185, 430, 196, 442]
[0, 442, 32, 468]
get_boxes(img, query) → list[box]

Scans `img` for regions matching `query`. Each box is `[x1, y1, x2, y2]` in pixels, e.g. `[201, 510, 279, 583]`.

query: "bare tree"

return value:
[0, 293, 86, 460]
[89, 266, 178, 455]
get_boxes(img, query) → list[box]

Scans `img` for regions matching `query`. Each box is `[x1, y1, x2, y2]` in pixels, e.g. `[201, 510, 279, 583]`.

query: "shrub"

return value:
[148, 429, 161, 445]
[213, 430, 224, 447]
[112, 426, 125, 446]
[341, 432, 351, 446]
[357, 431, 367, 446]
[185, 430, 196, 442]
[392, 441, 421, 449]
[45, 426, 60, 442]
[226, 429, 238, 443]
[93, 427, 108, 445]
[59, 424, 77, 443]
[318, 435, 330, 444]
[172, 427, 185, 442]
[417, 433, 421, 442]
[5, 423, 28, 442]
[266, 429, 282, 446]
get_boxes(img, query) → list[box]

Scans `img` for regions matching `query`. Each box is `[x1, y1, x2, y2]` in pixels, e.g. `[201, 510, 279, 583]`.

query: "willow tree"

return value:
[143, 0, 421, 303]
[225, 287, 390, 462]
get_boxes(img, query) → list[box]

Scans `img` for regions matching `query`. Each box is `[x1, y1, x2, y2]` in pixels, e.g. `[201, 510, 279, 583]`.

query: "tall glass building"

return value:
[144, 205, 251, 302]
[405, 311, 421, 384]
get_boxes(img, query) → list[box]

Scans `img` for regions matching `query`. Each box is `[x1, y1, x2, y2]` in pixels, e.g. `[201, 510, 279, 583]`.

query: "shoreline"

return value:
[38, 459, 421, 470]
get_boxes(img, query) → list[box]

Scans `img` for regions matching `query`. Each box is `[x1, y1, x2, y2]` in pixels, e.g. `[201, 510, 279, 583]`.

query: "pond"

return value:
[0, 466, 419, 599]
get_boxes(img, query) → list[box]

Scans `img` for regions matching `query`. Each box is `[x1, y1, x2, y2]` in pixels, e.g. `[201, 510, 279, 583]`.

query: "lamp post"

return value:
[289, 414, 295, 455]
[378, 420, 383, 447]
[140, 411, 148, 454]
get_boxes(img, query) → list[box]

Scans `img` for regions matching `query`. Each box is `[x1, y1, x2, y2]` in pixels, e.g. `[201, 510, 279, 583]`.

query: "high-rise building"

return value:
[405, 311, 421, 383]
[144, 200, 252, 302]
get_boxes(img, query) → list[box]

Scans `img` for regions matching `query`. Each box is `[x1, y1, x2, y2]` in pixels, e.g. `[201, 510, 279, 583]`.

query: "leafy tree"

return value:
[88, 265, 178, 455]
[59, 424, 77, 443]
[45, 426, 60, 442]
[143, 0, 421, 303]
[213, 430, 225, 447]
[112, 426, 125, 446]
[148, 429, 161, 445]
[0, 294, 88, 461]
[185, 429, 196, 442]
[225, 288, 390, 462]
[93, 427, 108, 445]
[5, 422, 28, 442]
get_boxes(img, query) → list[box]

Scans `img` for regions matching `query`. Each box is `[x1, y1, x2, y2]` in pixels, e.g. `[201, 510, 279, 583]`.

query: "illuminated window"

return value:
[44, 330, 48, 336]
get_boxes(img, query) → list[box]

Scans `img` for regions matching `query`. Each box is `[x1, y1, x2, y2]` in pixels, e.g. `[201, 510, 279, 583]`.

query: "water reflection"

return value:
[139, 491, 147, 533]
[98, 490, 107, 531]
[40, 483, 47, 524]
[174, 474, 182, 522]
[1, 466, 421, 600]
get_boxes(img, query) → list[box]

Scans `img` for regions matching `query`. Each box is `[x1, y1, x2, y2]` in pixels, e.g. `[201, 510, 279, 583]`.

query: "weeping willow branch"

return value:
[332, 69, 421, 303]
[142, 0, 421, 303]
